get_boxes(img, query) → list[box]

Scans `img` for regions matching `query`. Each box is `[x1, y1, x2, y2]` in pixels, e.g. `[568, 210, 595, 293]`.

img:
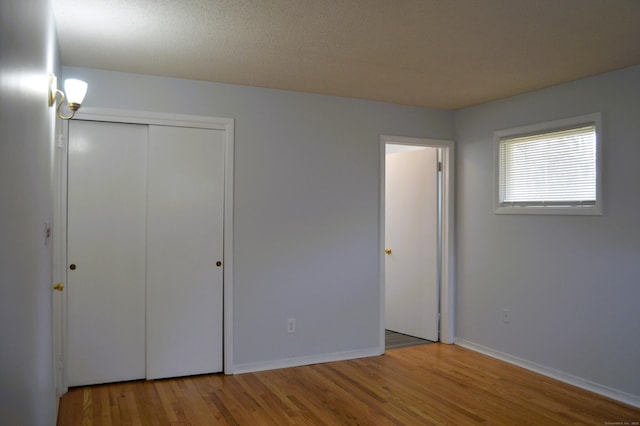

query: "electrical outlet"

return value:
[287, 318, 296, 334]
[502, 309, 511, 323]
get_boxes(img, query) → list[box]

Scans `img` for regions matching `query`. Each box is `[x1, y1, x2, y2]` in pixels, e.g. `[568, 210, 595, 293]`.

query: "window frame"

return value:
[494, 113, 602, 215]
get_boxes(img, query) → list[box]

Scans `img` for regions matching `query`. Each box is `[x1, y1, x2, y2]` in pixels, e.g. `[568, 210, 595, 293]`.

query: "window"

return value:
[494, 113, 601, 215]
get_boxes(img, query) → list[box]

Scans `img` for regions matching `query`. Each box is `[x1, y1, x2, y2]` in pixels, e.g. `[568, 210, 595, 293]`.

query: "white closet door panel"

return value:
[146, 126, 225, 379]
[67, 121, 147, 386]
[385, 148, 439, 341]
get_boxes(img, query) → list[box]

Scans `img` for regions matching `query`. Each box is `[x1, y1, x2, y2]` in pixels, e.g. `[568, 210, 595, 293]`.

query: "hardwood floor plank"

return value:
[58, 344, 640, 425]
[152, 379, 179, 423]
[181, 377, 225, 425]
[107, 386, 120, 426]
[234, 374, 297, 424]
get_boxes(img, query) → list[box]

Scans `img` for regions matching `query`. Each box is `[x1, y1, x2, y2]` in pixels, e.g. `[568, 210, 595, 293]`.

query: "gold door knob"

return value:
[53, 283, 64, 291]
[385, 248, 392, 255]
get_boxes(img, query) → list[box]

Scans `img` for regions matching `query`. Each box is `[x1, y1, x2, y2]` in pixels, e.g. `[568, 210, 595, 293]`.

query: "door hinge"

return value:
[437, 161, 442, 172]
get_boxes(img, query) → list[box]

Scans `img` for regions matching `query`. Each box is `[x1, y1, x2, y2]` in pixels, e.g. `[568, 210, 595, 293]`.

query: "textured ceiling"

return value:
[53, 0, 640, 109]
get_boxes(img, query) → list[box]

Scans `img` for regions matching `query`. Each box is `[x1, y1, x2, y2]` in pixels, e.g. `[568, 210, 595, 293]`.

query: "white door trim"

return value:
[54, 108, 235, 393]
[379, 135, 455, 349]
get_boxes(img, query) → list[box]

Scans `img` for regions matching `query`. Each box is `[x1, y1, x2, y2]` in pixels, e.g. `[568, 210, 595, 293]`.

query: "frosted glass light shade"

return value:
[64, 79, 88, 105]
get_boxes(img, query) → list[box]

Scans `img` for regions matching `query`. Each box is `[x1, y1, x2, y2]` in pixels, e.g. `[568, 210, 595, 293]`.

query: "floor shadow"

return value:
[385, 329, 433, 350]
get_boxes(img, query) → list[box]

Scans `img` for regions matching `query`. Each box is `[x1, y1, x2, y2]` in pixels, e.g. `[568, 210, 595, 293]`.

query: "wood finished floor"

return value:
[57, 344, 640, 425]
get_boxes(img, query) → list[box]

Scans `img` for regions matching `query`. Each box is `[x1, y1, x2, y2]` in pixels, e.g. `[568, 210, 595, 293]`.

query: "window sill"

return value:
[494, 205, 602, 216]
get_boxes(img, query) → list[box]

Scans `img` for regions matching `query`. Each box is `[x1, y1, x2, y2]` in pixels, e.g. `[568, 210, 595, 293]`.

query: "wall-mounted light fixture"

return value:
[48, 73, 88, 120]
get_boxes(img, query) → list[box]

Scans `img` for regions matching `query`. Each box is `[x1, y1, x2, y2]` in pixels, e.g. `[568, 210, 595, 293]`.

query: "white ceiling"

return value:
[53, 0, 640, 109]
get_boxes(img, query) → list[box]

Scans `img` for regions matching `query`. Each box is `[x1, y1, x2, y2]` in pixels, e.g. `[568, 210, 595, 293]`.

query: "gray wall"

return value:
[0, 0, 58, 424]
[455, 66, 640, 397]
[62, 66, 453, 367]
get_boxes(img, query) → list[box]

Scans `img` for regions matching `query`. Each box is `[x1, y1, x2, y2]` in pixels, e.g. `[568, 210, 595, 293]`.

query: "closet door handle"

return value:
[69, 264, 77, 270]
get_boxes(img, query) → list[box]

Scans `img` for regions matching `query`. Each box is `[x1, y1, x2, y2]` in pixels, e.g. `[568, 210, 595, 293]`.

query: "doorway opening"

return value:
[379, 135, 455, 352]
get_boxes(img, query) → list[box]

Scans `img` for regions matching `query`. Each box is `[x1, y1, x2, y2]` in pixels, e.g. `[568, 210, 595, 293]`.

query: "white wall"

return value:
[455, 66, 640, 399]
[0, 0, 58, 424]
[61, 66, 454, 369]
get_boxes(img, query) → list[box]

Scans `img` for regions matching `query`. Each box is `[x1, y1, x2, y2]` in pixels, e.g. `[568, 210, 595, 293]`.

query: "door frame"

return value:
[53, 108, 235, 393]
[379, 135, 455, 349]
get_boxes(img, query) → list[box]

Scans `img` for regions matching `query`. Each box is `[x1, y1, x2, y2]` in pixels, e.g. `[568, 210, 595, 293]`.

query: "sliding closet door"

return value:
[67, 121, 147, 386]
[146, 126, 225, 379]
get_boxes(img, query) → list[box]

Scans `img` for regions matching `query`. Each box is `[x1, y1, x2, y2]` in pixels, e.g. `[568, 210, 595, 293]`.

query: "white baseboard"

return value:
[455, 338, 640, 409]
[230, 347, 384, 375]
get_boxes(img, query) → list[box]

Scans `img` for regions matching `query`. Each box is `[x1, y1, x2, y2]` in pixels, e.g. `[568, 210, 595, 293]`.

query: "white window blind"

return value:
[498, 124, 597, 207]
